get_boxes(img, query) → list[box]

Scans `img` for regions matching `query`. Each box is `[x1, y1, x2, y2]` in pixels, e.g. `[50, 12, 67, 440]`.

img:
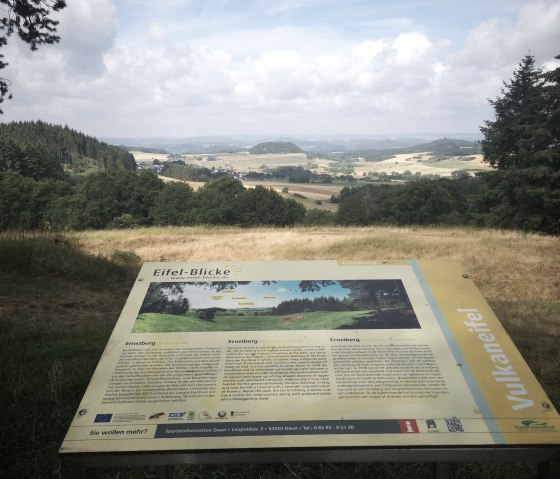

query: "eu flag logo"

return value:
[94, 414, 113, 423]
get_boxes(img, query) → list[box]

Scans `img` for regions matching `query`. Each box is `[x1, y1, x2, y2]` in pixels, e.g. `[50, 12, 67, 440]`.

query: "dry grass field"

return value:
[242, 181, 343, 210]
[355, 153, 493, 176]
[129, 151, 170, 163]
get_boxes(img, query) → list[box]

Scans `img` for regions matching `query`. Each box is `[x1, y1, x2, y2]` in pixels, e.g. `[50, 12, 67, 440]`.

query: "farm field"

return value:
[354, 153, 492, 177]
[243, 180, 349, 211]
[207, 151, 313, 171]
[131, 149, 493, 178]
[129, 151, 170, 163]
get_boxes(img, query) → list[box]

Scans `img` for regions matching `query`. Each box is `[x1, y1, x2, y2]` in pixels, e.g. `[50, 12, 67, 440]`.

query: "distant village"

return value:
[135, 156, 250, 180]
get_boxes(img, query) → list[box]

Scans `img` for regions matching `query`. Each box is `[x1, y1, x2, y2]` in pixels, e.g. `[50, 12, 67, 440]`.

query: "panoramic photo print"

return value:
[133, 279, 419, 332]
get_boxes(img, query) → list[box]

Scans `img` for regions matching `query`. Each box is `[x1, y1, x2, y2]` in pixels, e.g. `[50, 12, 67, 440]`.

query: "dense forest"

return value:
[0, 55, 558, 234]
[0, 121, 136, 175]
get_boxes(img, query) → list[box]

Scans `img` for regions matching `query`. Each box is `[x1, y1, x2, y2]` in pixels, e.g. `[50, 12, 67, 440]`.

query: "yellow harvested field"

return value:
[158, 176, 205, 190]
[354, 153, 491, 177]
[130, 151, 170, 163]
[182, 152, 314, 172]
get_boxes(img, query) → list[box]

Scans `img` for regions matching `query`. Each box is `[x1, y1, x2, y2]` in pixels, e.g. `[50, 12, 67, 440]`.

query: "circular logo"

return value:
[218, 410, 227, 418]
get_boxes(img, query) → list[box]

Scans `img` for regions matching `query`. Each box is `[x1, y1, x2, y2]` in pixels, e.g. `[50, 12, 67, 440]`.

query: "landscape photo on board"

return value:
[132, 279, 420, 332]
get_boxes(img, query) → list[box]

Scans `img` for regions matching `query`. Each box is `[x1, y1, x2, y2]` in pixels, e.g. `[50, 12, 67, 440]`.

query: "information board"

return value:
[60, 260, 560, 454]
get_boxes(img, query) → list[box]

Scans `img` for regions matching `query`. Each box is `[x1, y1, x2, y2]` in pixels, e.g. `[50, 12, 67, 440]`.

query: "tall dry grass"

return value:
[71, 225, 559, 302]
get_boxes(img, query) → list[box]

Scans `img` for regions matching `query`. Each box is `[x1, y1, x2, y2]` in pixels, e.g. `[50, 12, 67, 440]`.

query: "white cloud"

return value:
[393, 32, 431, 64]
[353, 40, 385, 62]
[57, 0, 118, 76]
[2, 0, 560, 137]
[459, 0, 560, 67]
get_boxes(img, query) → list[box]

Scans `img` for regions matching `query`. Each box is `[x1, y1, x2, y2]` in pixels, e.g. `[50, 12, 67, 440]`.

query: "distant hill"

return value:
[101, 135, 482, 156]
[299, 137, 424, 152]
[405, 138, 482, 156]
[120, 146, 169, 154]
[333, 137, 482, 162]
[249, 141, 302, 154]
[0, 121, 136, 178]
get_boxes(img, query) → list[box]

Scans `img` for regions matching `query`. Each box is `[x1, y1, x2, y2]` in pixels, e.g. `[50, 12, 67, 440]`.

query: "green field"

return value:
[133, 309, 376, 332]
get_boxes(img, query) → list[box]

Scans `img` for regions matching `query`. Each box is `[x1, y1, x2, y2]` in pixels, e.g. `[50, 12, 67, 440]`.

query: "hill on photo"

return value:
[249, 141, 303, 154]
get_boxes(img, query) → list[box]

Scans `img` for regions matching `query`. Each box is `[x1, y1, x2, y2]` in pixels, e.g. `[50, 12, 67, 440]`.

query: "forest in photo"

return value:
[133, 279, 419, 333]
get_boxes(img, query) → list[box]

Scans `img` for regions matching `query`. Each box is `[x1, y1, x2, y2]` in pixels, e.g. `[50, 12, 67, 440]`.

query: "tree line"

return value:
[0, 170, 306, 230]
[0, 121, 136, 174]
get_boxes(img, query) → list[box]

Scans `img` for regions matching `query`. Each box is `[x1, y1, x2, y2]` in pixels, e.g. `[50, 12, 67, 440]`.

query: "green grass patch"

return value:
[133, 310, 374, 332]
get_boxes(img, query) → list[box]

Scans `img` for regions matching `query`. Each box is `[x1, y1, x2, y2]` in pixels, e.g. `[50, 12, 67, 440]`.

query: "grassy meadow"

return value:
[133, 310, 390, 333]
[1, 225, 559, 478]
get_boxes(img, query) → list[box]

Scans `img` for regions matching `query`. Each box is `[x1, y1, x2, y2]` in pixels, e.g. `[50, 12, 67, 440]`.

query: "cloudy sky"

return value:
[2, 0, 560, 138]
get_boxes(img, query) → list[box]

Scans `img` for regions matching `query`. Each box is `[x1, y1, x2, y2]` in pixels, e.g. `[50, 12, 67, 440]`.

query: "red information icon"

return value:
[399, 419, 419, 433]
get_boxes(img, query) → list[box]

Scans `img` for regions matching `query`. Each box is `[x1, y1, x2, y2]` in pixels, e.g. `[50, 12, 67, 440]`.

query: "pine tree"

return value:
[542, 54, 560, 169]
[480, 55, 548, 169]
[475, 54, 560, 234]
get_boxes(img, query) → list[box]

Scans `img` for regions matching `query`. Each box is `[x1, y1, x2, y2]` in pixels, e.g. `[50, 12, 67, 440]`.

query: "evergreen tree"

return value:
[0, 138, 22, 172]
[480, 55, 548, 169]
[476, 54, 560, 234]
[0, 121, 136, 175]
[543, 54, 560, 170]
